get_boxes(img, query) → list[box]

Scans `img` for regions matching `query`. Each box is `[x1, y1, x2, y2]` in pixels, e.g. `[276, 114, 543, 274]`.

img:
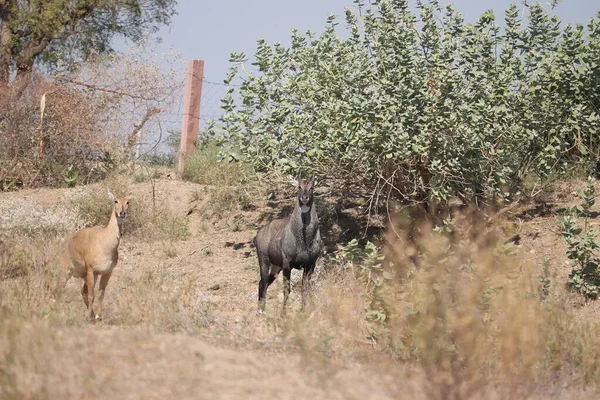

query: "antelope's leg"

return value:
[81, 282, 88, 308]
[301, 263, 316, 311]
[282, 264, 291, 316]
[95, 271, 112, 320]
[85, 265, 96, 319]
[257, 252, 272, 313]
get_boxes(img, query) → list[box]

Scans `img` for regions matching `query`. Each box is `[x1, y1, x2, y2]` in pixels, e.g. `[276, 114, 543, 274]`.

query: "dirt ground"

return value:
[2, 175, 600, 399]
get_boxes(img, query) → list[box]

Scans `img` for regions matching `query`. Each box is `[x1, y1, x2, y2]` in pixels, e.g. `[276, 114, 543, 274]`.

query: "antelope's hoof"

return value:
[95, 314, 102, 321]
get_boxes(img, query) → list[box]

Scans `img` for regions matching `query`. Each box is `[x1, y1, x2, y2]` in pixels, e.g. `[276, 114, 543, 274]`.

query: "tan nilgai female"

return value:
[61, 189, 128, 320]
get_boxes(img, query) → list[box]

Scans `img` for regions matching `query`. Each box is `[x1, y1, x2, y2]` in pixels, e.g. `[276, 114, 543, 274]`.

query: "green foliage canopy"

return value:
[0, 0, 176, 100]
[216, 0, 600, 205]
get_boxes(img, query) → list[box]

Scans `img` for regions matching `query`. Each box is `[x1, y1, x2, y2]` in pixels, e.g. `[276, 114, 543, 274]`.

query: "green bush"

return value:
[561, 177, 600, 298]
[216, 0, 600, 206]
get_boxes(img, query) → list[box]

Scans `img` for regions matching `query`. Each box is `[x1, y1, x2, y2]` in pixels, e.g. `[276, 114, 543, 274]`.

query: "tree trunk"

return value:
[0, 16, 12, 106]
[127, 107, 160, 153]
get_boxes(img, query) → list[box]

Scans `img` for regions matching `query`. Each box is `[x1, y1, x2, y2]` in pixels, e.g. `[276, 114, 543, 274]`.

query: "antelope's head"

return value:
[107, 189, 129, 223]
[294, 171, 316, 214]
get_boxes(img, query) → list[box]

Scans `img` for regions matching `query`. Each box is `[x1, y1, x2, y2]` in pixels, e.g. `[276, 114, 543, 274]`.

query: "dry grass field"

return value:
[2, 167, 600, 400]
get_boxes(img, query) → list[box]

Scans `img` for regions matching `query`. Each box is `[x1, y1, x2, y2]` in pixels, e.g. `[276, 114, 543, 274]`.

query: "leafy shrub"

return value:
[561, 177, 600, 298]
[216, 0, 600, 207]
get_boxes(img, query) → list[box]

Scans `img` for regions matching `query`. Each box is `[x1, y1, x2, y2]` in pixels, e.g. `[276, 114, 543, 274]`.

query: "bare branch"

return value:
[54, 75, 158, 101]
[127, 107, 161, 150]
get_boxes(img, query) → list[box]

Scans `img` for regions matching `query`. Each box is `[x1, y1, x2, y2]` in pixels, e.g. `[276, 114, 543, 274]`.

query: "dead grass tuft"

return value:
[0, 237, 67, 318]
[72, 176, 188, 241]
[0, 197, 82, 240]
[203, 185, 254, 217]
[378, 210, 600, 395]
[261, 206, 600, 397]
[182, 144, 254, 186]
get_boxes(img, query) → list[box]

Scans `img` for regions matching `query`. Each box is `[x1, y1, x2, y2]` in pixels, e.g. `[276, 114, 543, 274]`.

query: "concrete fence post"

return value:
[178, 59, 204, 175]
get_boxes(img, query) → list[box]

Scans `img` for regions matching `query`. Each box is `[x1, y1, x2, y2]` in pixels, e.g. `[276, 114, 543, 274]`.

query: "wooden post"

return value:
[178, 59, 204, 175]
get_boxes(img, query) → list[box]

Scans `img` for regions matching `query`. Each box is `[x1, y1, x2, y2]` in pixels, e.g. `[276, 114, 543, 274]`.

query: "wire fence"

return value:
[136, 76, 236, 157]
[57, 50, 239, 159]
[199, 78, 235, 127]
[104, 77, 238, 160]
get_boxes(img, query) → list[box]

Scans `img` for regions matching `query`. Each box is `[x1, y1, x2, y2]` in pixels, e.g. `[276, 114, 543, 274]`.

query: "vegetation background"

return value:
[1, 0, 600, 399]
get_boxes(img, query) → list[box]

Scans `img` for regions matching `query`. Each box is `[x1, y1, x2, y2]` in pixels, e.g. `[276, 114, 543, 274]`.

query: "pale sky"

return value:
[115, 0, 599, 153]
[148, 0, 600, 82]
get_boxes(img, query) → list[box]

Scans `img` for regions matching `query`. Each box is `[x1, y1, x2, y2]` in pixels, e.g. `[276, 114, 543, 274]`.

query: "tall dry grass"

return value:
[0, 175, 191, 330]
[181, 143, 262, 219]
[267, 208, 600, 398]
[182, 143, 255, 187]
[2, 177, 600, 398]
[72, 175, 188, 240]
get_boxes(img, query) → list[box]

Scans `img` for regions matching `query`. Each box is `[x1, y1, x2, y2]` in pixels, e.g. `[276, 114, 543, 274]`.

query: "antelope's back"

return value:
[255, 218, 289, 254]
[59, 225, 104, 273]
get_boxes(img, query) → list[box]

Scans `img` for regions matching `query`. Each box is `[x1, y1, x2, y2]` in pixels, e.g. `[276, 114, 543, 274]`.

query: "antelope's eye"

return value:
[126, 201, 129, 205]
[114, 200, 118, 204]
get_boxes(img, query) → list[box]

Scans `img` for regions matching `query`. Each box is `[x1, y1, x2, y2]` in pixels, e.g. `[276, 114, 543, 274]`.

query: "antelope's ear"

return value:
[107, 189, 116, 201]
[311, 175, 317, 187]
[296, 170, 302, 185]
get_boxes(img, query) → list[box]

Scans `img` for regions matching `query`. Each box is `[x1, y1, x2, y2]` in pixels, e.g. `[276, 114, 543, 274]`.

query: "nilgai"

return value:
[255, 172, 322, 314]
[61, 189, 128, 320]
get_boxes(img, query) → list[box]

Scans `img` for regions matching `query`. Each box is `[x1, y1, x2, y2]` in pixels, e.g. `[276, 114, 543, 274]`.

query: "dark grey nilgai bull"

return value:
[254, 172, 322, 314]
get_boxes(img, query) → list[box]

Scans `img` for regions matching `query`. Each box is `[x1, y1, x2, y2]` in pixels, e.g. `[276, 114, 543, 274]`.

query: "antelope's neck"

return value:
[106, 208, 122, 242]
[293, 203, 318, 243]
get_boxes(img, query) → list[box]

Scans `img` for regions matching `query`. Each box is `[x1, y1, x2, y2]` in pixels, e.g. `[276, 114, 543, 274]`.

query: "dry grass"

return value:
[0, 197, 82, 240]
[2, 176, 600, 399]
[367, 212, 600, 396]
[237, 208, 600, 398]
[182, 144, 254, 187]
[72, 175, 188, 241]
[181, 144, 260, 219]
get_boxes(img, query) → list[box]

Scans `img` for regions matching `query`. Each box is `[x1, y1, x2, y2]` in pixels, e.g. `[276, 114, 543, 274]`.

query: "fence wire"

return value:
[122, 76, 239, 159]
[200, 78, 236, 126]
[139, 77, 237, 157]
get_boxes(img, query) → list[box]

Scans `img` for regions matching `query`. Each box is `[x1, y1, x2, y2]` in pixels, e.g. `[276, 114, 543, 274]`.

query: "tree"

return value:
[0, 0, 176, 103]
